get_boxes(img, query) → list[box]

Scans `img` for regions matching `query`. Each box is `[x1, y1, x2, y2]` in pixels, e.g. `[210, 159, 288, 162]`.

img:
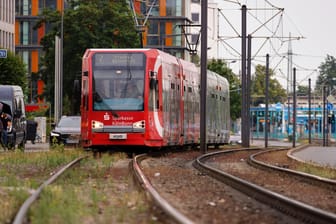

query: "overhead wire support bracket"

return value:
[178, 24, 201, 55]
[129, 0, 158, 46]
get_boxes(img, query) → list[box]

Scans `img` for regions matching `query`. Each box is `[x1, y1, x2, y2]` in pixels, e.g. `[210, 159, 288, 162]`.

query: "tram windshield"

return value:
[92, 52, 145, 111]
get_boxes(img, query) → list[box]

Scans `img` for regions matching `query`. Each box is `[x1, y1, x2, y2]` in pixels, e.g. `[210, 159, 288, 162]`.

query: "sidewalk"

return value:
[290, 146, 336, 168]
[251, 140, 336, 168]
[24, 142, 50, 151]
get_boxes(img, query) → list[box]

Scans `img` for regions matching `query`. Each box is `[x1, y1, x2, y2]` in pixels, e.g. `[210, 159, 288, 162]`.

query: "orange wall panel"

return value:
[57, 0, 64, 11]
[31, 1, 38, 16]
[31, 51, 38, 73]
[160, 0, 166, 16]
[38, 25, 45, 44]
[166, 23, 173, 46]
[15, 23, 20, 44]
[134, 0, 141, 13]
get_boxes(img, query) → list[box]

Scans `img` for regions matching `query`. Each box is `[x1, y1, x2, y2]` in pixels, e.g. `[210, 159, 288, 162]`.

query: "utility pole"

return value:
[287, 33, 293, 137]
[323, 86, 326, 146]
[200, 0, 208, 153]
[265, 54, 269, 148]
[246, 35, 252, 146]
[293, 68, 296, 148]
[308, 78, 311, 144]
[241, 5, 248, 147]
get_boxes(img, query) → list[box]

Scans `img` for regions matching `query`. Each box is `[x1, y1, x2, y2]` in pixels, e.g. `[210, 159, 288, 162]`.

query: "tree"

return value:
[207, 59, 241, 120]
[0, 50, 27, 90]
[36, 0, 140, 115]
[315, 55, 336, 92]
[251, 65, 287, 106]
[297, 85, 309, 96]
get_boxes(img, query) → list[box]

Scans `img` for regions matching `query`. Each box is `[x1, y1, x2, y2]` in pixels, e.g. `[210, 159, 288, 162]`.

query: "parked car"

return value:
[229, 133, 242, 145]
[50, 116, 81, 145]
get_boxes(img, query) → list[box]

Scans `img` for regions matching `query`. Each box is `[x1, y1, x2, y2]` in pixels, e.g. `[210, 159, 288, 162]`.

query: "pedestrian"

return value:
[0, 103, 12, 148]
[0, 103, 3, 148]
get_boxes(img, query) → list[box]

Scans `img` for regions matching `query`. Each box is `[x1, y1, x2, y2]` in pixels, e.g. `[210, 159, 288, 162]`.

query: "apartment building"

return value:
[0, 0, 15, 52]
[133, 0, 193, 60]
[15, 0, 64, 106]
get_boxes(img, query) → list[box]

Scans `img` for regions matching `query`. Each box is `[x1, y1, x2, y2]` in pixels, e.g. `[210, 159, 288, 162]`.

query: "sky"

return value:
[213, 0, 336, 89]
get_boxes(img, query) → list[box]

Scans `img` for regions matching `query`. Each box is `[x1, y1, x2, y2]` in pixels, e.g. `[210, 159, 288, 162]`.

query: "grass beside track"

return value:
[0, 147, 156, 224]
[29, 152, 154, 223]
[0, 148, 85, 223]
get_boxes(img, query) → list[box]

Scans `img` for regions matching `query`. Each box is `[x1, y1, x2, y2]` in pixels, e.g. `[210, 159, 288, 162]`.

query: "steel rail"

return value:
[132, 154, 195, 224]
[13, 156, 87, 224]
[194, 149, 336, 224]
[248, 148, 336, 189]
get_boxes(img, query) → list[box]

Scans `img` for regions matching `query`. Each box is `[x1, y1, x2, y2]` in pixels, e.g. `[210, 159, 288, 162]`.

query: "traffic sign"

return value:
[327, 102, 333, 110]
[0, 49, 7, 58]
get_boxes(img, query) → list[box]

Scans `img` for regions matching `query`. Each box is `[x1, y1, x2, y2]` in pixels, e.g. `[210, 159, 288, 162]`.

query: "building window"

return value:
[19, 21, 39, 45]
[46, 0, 56, 10]
[147, 36, 159, 46]
[191, 13, 199, 23]
[16, 0, 32, 16]
[147, 20, 159, 45]
[141, 0, 159, 16]
[148, 20, 159, 34]
[166, 0, 176, 16]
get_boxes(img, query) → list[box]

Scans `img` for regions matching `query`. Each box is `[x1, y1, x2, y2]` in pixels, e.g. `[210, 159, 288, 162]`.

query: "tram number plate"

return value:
[109, 133, 127, 140]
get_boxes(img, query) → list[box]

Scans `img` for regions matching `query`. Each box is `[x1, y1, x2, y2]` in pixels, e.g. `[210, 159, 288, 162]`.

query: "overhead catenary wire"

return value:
[215, 0, 317, 88]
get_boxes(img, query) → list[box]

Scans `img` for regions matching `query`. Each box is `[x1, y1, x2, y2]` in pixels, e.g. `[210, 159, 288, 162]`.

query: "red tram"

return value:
[80, 48, 230, 150]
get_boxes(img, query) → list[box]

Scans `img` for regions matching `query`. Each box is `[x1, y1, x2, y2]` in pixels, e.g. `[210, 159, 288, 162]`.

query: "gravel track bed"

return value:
[141, 150, 302, 224]
[210, 149, 336, 214]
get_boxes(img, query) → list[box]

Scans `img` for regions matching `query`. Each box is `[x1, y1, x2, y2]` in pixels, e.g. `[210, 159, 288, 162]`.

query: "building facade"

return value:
[190, 0, 218, 59]
[133, 0, 220, 60]
[133, 0, 193, 60]
[0, 0, 15, 52]
[15, 0, 64, 107]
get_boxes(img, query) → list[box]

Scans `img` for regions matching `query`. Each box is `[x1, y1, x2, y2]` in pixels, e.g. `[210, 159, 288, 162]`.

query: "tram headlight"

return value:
[92, 120, 104, 130]
[133, 120, 145, 131]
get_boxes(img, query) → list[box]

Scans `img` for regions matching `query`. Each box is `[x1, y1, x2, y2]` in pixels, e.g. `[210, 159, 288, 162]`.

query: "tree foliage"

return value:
[0, 50, 27, 90]
[36, 0, 140, 115]
[297, 85, 309, 96]
[315, 55, 336, 93]
[207, 59, 241, 120]
[251, 65, 287, 106]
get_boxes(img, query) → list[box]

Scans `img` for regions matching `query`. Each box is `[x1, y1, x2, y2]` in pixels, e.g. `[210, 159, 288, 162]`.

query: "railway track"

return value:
[1, 149, 163, 224]
[132, 153, 194, 224]
[133, 149, 303, 224]
[12, 155, 87, 224]
[13, 147, 336, 223]
[194, 148, 336, 224]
